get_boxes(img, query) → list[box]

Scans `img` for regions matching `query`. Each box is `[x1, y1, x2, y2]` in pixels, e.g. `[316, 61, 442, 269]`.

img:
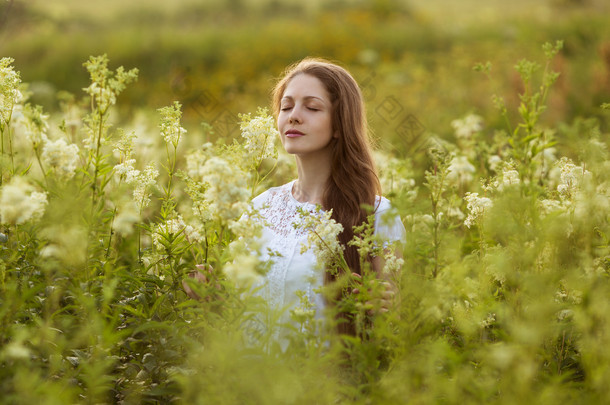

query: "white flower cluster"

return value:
[114, 159, 138, 183]
[375, 151, 417, 199]
[0, 177, 48, 225]
[488, 155, 503, 173]
[41, 137, 80, 179]
[538, 198, 564, 215]
[113, 201, 140, 236]
[152, 214, 203, 251]
[21, 104, 49, 147]
[223, 211, 266, 288]
[40, 224, 87, 266]
[199, 156, 250, 222]
[556, 157, 591, 199]
[382, 249, 405, 275]
[223, 254, 260, 288]
[451, 114, 483, 139]
[158, 101, 186, 147]
[114, 160, 159, 209]
[82, 55, 138, 113]
[0, 57, 22, 127]
[447, 155, 476, 186]
[239, 108, 278, 165]
[464, 192, 493, 228]
[181, 173, 212, 223]
[83, 82, 117, 112]
[18, 103, 81, 179]
[479, 312, 496, 329]
[185, 144, 214, 179]
[298, 207, 345, 270]
[492, 167, 520, 191]
[113, 129, 137, 161]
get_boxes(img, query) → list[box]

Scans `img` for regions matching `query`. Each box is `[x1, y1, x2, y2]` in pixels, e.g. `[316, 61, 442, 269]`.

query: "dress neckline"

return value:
[286, 180, 318, 209]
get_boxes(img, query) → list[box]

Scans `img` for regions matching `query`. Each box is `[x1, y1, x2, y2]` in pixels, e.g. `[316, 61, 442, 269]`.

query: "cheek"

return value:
[277, 115, 286, 130]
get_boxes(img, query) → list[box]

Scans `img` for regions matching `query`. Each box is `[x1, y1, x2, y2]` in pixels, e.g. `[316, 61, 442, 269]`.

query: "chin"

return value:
[282, 144, 302, 155]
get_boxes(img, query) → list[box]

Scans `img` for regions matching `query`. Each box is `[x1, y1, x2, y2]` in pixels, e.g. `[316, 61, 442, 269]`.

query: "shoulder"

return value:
[373, 195, 406, 243]
[374, 195, 392, 214]
[372, 195, 398, 224]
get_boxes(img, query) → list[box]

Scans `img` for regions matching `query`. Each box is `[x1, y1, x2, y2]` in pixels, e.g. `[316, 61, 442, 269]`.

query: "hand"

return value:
[182, 264, 219, 301]
[351, 272, 396, 316]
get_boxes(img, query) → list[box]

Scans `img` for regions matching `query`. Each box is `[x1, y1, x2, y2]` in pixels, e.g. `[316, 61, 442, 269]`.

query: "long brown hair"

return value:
[272, 58, 381, 332]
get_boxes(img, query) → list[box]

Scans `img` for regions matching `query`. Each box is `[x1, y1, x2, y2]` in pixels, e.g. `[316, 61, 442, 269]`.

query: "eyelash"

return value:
[280, 107, 319, 112]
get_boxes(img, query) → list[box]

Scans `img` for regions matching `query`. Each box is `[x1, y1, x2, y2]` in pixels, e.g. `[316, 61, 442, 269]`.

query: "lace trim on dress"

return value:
[257, 181, 316, 311]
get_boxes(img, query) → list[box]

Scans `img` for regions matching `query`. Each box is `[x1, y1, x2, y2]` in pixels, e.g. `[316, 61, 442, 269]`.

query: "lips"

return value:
[285, 129, 304, 138]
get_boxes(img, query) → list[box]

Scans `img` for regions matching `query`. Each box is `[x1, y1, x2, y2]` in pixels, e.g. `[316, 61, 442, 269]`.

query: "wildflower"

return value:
[447, 155, 476, 186]
[114, 159, 139, 183]
[152, 214, 203, 251]
[223, 252, 261, 288]
[298, 207, 345, 271]
[21, 104, 49, 147]
[375, 152, 417, 199]
[180, 173, 213, 223]
[556, 157, 591, 199]
[271, 150, 297, 183]
[83, 82, 116, 112]
[113, 201, 140, 236]
[407, 213, 434, 234]
[494, 167, 520, 191]
[239, 108, 278, 165]
[447, 206, 465, 220]
[539, 199, 564, 215]
[223, 210, 267, 288]
[132, 164, 159, 209]
[82, 54, 138, 113]
[488, 155, 503, 173]
[451, 114, 483, 139]
[382, 249, 404, 274]
[113, 129, 137, 160]
[0, 177, 48, 225]
[115, 159, 159, 209]
[480, 313, 496, 329]
[158, 101, 186, 147]
[0, 57, 21, 128]
[200, 156, 250, 222]
[464, 192, 493, 228]
[40, 224, 87, 266]
[41, 137, 80, 179]
[185, 144, 214, 179]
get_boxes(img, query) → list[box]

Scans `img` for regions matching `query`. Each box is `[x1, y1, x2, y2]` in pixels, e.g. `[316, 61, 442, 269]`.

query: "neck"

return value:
[293, 152, 332, 205]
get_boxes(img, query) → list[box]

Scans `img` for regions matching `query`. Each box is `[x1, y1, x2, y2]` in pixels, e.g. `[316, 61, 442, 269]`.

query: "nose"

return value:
[289, 107, 302, 124]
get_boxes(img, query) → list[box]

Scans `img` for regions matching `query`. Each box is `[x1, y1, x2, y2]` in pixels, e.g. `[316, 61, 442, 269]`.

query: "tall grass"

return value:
[0, 42, 609, 403]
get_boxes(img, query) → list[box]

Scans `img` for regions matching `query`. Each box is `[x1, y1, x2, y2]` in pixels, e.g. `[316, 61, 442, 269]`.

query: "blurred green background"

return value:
[1, 0, 609, 150]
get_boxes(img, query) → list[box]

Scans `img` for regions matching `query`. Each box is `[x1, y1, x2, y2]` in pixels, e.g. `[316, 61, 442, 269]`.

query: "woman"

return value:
[186, 58, 405, 342]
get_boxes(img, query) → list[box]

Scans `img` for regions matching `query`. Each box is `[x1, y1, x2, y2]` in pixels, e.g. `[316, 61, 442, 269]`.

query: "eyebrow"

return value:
[281, 95, 326, 103]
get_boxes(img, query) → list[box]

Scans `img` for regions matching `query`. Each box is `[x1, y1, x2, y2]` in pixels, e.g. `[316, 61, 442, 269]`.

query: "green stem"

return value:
[34, 146, 50, 189]
[105, 207, 117, 260]
[91, 106, 105, 206]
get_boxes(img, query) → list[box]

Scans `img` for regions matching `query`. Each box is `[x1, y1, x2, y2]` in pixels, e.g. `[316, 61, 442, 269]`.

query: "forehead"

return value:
[282, 73, 330, 101]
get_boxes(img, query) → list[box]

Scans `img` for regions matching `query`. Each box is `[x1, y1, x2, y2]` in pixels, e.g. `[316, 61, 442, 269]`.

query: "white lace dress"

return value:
[248, 180, 406, 346]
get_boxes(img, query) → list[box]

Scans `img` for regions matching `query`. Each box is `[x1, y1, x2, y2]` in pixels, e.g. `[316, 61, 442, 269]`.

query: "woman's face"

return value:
[277, 73, 335, 158]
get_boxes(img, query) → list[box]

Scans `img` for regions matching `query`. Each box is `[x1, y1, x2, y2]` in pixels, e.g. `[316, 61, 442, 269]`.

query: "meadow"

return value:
[1, 0, 610, 403]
